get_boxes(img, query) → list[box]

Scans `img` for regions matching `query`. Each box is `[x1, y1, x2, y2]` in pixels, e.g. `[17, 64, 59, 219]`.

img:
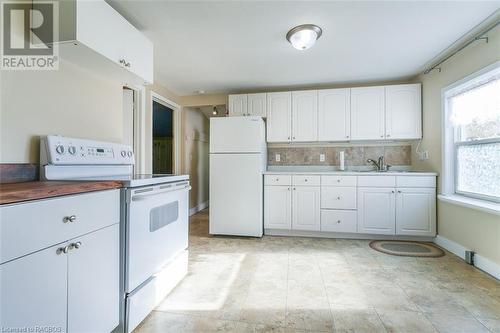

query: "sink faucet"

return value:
[367, 156, 391, 172]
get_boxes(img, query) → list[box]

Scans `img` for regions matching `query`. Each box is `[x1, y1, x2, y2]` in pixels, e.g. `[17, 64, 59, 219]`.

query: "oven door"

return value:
[125, 181, 190, 293]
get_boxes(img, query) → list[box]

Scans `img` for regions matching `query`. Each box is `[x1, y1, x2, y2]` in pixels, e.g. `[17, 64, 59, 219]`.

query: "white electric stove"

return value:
[40, 135, 190, 333]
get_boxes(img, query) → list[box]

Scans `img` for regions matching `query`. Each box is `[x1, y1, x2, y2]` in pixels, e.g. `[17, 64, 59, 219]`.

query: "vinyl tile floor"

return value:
[135, 209, 500, 333]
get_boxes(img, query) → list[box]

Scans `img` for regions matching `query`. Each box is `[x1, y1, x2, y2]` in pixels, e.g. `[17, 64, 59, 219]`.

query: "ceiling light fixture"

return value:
[286, 24, 322, 50]
[212, 106, 218, 115]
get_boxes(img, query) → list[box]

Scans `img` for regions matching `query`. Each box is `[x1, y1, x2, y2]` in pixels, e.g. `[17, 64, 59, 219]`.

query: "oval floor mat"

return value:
[369, 240, 445, 257]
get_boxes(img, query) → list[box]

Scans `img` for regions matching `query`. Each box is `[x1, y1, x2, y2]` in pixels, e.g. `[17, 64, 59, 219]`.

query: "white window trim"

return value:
[441, 61, 500, 214]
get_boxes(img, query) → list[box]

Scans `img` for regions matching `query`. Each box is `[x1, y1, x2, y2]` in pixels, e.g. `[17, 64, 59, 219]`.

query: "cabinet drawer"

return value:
[321, 175, 357, 187]
[264, 175, 291, 186]
[396, 176, 436, 188]
[292, 175, 320, 186]
[321, 187, 356, 209]
[357, 175, 396, 187]
[321, 210, 357, 233]
[0, 189, 120, 264]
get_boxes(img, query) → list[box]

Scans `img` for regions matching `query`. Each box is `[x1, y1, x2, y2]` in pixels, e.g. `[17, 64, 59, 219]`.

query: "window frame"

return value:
[442, 61, 500, 204]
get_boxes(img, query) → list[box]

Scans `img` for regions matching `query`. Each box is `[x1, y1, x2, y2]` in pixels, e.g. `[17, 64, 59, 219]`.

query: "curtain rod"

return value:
[423, 20, 499, 75]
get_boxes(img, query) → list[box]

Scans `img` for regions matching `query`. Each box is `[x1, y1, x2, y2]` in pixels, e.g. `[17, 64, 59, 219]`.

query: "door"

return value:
[350, 86, 385, 140]
[247, 93, 267, 117]
[292, 186, 320, 231]
[228, 94, 248, 116]
[127, 184, 190, 292]
[396, 188, 436, 236]
[68, 224, 120, 333]
[318, 88, 351, 141]
[266, 92, 291, 142]
[264, 186, 291, 229]
[357, 187, 395, 235]
[385, 84, 422, 139]
[292, 90, 318, 142]
[210, 117, 265, 153]
[152, 99, 174, 173]
[0, 244, 67, 331]
[210, 154, 263, 237]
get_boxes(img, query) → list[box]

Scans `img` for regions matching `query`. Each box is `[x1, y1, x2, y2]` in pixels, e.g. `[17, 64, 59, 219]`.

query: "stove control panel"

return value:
[41, 135, 135, 165]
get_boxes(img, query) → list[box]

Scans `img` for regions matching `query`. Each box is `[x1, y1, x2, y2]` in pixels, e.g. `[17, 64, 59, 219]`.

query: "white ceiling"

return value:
[108, 1, 500, 96]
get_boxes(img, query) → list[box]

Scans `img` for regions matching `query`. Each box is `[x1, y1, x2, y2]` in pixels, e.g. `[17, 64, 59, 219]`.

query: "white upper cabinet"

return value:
[350, 86, 386, 140]
[292, 90, 318, 142]
[267, 92, 292, 142]
[318, 88, 351, 141]
[247, 93, 267, 117]
[385, 84, 422, 139]
[46, 0, 153, 85]
[228, 94, 248, 116]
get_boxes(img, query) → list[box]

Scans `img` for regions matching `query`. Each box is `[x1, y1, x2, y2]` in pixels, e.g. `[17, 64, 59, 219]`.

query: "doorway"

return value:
[152, 100, 174, 174]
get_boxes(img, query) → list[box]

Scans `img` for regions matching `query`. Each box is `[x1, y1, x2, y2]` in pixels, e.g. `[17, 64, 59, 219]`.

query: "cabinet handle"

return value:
[293, 188, 296, 190]
[119, 59, 126, 66]
[125, 62, 131, 68]
[391, 190, 395, 193]
[288, 187, 290, 191]
[304, 179, 308, 182]
[57, 245, 70, 255]
[276, 178, 279, 181]
[380, 135, 384, 138]
[337, 196, 341, 200]
[63, 215, 76, 223]
[337, 179, 341, 183]
[73, 241, 82, 249]
[337, 220, 341, 224]
[397, 190, 402, 193]
[287, 137, 290, 140]
[386, 134, 391, 138]
[293, 137, 296, 140]
[346, 135, 349, 139]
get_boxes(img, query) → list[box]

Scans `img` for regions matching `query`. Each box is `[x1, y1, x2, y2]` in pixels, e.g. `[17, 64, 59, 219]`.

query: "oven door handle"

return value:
[131, 185, 191, 201]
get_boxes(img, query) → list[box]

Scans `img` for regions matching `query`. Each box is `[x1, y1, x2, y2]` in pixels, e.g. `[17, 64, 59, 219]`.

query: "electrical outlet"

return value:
[275, 153, 281, 162]
[419, 151, 429, 160]
[319, 153, 325, 162]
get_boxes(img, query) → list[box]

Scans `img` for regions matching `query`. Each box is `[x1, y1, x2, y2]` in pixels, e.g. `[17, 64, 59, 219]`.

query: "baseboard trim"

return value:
[265, 229, 434, 242]
[189, 201, 209, 216]
[434, 235, 500, 280]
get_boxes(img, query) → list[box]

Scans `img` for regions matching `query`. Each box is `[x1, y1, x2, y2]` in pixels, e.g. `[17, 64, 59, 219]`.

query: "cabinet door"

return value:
[247, 93, 267, 117]
[396, 188, 436, 236]
[318, 88, 351, 141]
[350, 87, 385, 140]
[0, 244, 67, 331]
[68, 224, 119, 333]
[292, 90, 318, 142]
[385, 84, 422, 139]
[292, 186, 320, 231]
[357, 187, 395, 235]
[264, 186, 292, 229]
[267, 92, 292, 142]
[228, 94, 248, 116]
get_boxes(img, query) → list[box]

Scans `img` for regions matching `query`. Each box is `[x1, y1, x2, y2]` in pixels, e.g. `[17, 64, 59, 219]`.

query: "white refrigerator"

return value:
[209, 116, 266, 237]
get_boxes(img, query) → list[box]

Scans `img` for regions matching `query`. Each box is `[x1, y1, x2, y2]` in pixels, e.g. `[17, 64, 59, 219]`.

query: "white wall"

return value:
[0, 60, 123, 163]
[413, 26, 500, 265]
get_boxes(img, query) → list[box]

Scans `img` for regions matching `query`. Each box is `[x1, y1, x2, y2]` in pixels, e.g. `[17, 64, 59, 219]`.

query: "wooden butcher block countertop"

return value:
[0, 181, 122, 205]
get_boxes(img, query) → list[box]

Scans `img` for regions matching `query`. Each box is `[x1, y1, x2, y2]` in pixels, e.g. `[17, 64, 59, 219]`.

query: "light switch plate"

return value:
[319, 154, 325, 162]
[275, 153, 281, 162]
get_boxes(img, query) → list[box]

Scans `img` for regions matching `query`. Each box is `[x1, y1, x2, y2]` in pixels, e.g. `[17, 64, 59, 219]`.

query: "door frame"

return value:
[123, 84, 147, 174]
[150, 91, 181, 174]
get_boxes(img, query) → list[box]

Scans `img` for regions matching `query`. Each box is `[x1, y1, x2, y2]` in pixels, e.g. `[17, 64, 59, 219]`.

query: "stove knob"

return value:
[127, 151, 133, 157]
[121, 150, 127, 157]
[68, 146, 77, 155]
[55, 145, 65, 154]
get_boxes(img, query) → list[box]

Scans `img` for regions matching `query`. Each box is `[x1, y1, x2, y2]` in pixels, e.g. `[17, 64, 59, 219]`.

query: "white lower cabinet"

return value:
[357, 187, 396, 235]
[292, 186, 320, 231]
[0, 243, 68, 331]
[264, 186, 292, 229]
[265, 174, 436, 238]
[321, 210, 357, 233]
[396, 188, 436, 236]
[0, 190, 120, 332]
[68, 224, 119, 333]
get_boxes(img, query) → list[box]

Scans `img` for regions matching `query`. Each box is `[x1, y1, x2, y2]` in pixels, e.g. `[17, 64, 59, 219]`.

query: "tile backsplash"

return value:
[268, 145, 411, 167]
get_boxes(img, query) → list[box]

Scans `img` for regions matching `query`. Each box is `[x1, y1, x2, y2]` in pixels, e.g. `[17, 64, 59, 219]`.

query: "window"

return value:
[443, 62, 500, 204]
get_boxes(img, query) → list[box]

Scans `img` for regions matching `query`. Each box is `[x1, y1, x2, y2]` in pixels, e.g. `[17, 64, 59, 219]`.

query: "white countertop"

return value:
[264, 166, 438, 176]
